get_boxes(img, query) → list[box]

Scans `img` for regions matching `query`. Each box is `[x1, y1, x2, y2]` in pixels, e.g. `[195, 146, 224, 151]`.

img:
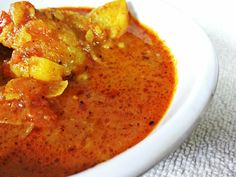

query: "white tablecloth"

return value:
[142, 0, 236, 176]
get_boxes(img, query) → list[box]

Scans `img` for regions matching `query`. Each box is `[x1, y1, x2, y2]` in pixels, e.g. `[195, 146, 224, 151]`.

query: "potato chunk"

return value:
[89, 0, 129, 39]
[46, 80, 68, 98]
[3, 78, 68, 100]
[29, 57, 65, 81]
[9, 1, 36, 26]
[4, 79, 21, 100]
[10, 57, 65, 81]
[0, 0, 130, 98]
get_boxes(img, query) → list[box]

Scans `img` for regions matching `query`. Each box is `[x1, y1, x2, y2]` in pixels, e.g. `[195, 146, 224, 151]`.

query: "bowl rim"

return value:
[0, 0, 219, 177]
[72, 1, 219, 177]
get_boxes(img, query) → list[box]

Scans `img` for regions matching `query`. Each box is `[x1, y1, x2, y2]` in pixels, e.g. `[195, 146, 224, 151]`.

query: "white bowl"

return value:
[1, 0, 219, 177]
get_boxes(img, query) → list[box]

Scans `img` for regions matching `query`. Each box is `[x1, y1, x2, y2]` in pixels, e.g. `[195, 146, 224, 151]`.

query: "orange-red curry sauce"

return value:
[0, 8, 176, 177]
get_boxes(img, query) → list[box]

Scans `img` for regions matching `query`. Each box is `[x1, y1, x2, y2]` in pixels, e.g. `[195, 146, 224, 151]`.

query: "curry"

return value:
[0, 0, 177, 176]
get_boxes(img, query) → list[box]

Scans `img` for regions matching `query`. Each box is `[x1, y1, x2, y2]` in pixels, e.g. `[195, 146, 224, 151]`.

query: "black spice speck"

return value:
[149, 121, 155, 126]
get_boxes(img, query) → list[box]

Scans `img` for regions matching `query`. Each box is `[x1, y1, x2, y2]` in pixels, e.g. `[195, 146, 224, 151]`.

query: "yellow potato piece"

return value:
[46, 80, 68, 98]
[89, 0, 128, 39]
[10, 1, 35, 26]
[29, 56, 64, 81]
[4, 92, 20, 100]
[4, 79, 68, 100]
[13, 27, 32, 48]
[10, 62, 30, 78]
[4, 79, 21, 100]
[10, 57, 65, 81]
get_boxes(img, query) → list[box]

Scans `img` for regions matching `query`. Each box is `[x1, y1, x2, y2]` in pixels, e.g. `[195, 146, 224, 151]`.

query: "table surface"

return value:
[142, 0, 236, 176]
